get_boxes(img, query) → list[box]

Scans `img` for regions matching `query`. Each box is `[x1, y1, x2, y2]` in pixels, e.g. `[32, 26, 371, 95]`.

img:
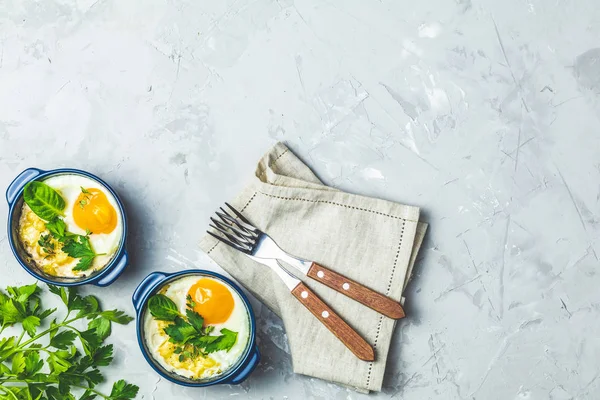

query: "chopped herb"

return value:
[81, 187, 92, 195]
[186, 294, 196, 309]
[79, 199, 88, 209]
[38, 234, 55, 256]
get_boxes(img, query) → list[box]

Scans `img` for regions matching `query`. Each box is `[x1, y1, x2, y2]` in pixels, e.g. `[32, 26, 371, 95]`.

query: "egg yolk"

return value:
[73, 188, 117, 234]
[187, 278, 234, 325]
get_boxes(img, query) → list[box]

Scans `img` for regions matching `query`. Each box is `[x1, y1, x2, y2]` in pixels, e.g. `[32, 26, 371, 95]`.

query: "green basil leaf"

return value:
[22, 181, 66, 221]
[147, 294, 179, 321]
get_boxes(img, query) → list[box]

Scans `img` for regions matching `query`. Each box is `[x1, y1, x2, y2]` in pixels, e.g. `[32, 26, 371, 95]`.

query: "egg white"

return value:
[43, 174, 123, 274]
[143, 275, 250, 380]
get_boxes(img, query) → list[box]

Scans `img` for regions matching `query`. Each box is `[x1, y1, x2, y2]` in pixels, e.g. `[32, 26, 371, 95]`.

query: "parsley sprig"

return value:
[147, 294, 237, 361]
[0, 282, 138, 400]
[44, 218, 104, 272]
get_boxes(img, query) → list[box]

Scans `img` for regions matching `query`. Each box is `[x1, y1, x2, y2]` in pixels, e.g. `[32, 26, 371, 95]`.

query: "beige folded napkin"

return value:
[199, 142, 427, 392]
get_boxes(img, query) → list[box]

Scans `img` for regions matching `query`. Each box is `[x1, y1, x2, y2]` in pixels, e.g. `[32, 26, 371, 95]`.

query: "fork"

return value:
[208, 203, 405, 320]
[207, 203, 376, 361]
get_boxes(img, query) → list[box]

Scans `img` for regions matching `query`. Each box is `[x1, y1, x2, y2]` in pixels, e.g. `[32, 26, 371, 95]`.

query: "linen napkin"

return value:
[199, 143, 427, 392]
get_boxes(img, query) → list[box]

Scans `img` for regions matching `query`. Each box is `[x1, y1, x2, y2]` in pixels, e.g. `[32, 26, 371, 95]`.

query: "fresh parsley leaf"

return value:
[86, 295, 101, 312]
[92, 345, 113, 367]
[73, 256, 95, 271]
[24, 351, 44, 376]
[147, 294, 179, 321]
[203, 328, 238, 354]
[88, 317, 111, 340]
[47, 350, 72, 374]
[38, 306, 57, 320]
[83, 368, 104, 386]
[22, 315, 41, 337]
[62, 235, 96, 259]
[64, 287, 88, 313]
[100, 310, 134, 325]
[0, 336, 17, 359]
[46, 386, 68, 400]
[50, 330, 77, 349]
[22, 181, 66, 221]
[188, 334, 220, 348]
[47, 284, 69, 307]
[163, 317, 197, 343]
[11, 351, 26, 375]
[109, 379, 139, 400]
[80, 329, 101, 356]
[79, 389, 97, 400]
[1, 299, 25, 325]
[46, 217, 67, 239]
[0, 361, 11, 375]
[185, 309, 204, 333]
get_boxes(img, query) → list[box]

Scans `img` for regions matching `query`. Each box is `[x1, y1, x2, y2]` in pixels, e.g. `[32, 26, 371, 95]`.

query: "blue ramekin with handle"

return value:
[6, 167, 129, 287]
[132, 270, 260, 386]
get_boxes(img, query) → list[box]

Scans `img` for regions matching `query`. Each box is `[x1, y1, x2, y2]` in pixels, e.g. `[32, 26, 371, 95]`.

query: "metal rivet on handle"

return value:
[321, 311, 329, 318]
[342, 283, 350, 290]
[301, 291, 308, 299]
[317, 271, 324, 278]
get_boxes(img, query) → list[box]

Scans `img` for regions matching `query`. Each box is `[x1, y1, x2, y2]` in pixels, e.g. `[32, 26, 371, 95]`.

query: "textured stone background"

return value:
[1, 0, 600, 399]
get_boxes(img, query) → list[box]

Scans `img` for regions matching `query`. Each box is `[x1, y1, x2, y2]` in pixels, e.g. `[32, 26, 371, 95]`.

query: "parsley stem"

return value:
[0, 380, 113, 400]
[72, 385, 111, 399]
[0, 385, 20, 400]
[62, 309, 71, 323]
[15, 331, 25, 346]
[7, 347, 53, 356]
[1, 315, 83, 361]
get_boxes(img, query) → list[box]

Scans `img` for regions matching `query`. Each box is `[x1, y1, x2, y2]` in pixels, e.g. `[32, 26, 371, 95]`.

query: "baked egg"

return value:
[17, 174, 122, 278]
[143, 275, 250, 380]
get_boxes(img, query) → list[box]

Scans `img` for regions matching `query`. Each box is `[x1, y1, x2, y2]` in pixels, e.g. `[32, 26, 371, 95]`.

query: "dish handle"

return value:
[6, 168, 44, 205]
[132, 271, 169, 311]
[94, 251, 129, 287]
[227, 345, 260, 385]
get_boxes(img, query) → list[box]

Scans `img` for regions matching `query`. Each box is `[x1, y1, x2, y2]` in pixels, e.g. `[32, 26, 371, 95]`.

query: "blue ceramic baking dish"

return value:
[5, 167, 129, 287]
[132, 270, 260, 386]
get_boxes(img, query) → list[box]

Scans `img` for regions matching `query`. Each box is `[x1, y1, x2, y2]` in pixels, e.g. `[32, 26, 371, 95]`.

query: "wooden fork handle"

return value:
[307, 263, 405, 319]
[291, 282, 375, 361]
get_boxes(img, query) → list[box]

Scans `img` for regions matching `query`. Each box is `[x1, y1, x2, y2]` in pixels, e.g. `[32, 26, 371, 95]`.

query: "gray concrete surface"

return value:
[1, 0, 600, 399]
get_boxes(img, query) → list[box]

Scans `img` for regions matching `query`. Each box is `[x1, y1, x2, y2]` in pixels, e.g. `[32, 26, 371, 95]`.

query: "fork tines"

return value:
[207, 203, 259, 253]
